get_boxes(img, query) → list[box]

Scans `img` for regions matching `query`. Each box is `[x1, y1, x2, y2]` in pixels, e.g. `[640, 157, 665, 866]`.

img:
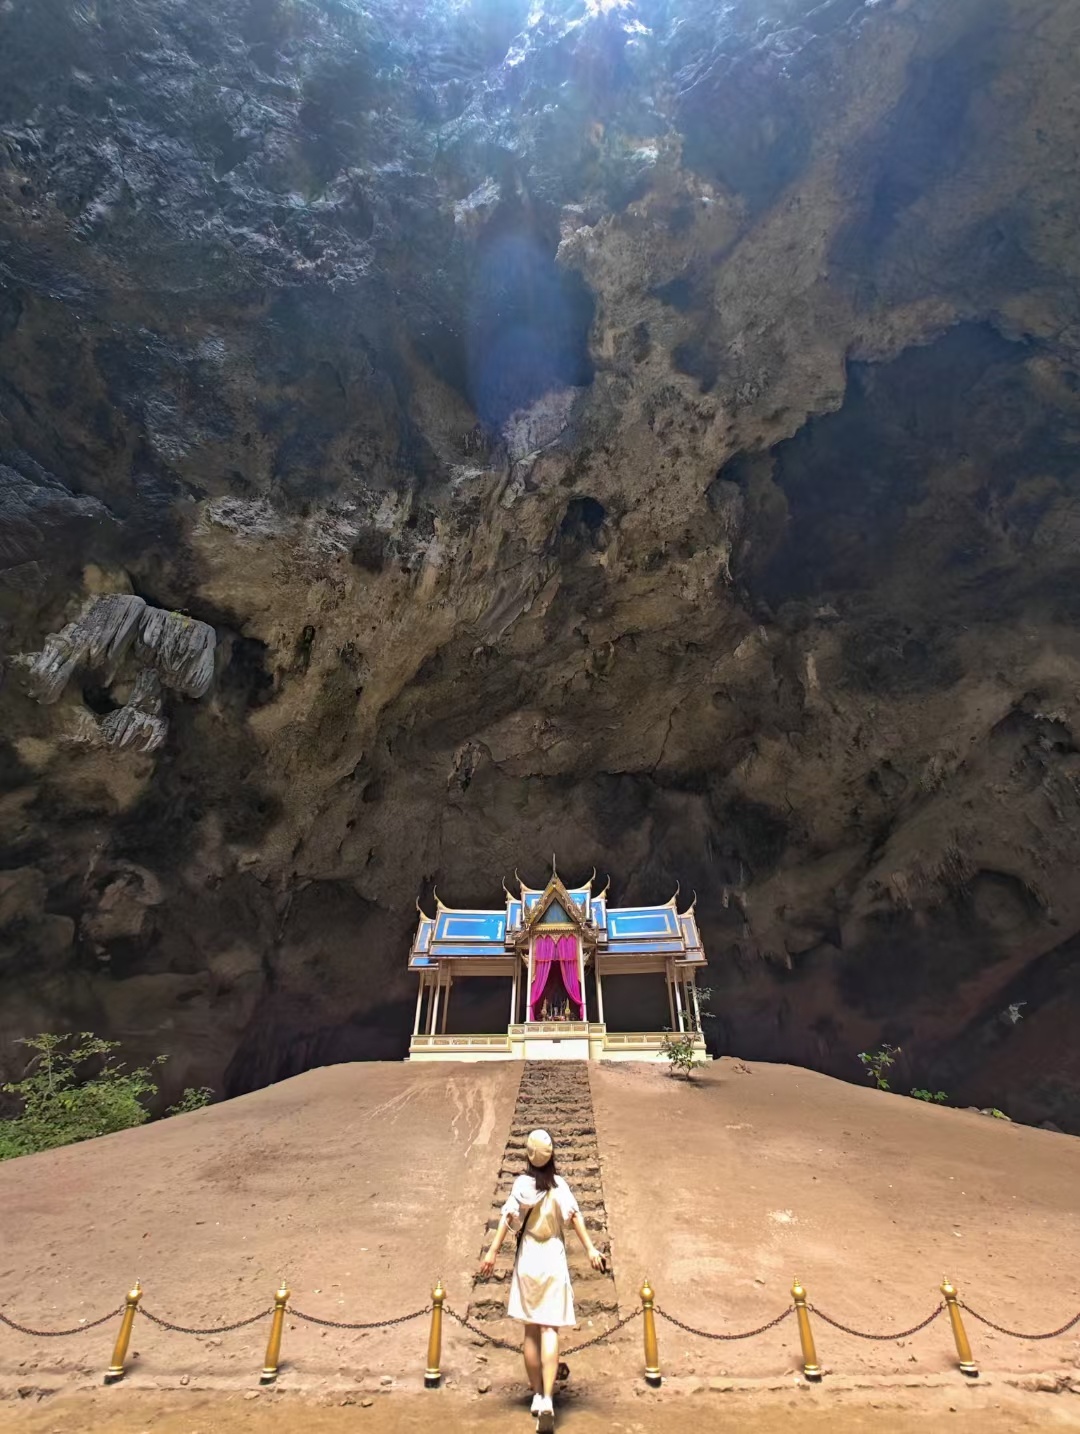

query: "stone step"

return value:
[470, 1294, 620, 1322]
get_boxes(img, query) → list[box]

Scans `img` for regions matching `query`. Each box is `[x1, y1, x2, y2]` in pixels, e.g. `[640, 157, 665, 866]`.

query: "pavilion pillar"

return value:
[440, 971, 452, 1034]
[594, 959, 605, 1025]
[413, 973, 427, 1038]
[690, 976, 703, 1035]
[430, 968, 443, 1036]
[526, 942, 535, 1023]
[666, 965, 677, 1030]
[510, 960, 519, 1025]
[672, 971, 686, 1032]
[577, 939, 588, 1022]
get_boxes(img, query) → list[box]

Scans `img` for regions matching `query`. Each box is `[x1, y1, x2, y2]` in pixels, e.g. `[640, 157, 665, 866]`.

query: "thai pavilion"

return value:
[408, 867, 709, 1062]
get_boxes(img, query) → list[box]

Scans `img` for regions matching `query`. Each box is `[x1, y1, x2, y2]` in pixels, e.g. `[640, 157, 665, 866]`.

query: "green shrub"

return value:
[910, 1088, 949, 1104]
[857, 1043, 900, 1091]
[166, 1086, 214, 1116]
[660, 1032, 703, 1079]
[0, 1032, 214, 1162]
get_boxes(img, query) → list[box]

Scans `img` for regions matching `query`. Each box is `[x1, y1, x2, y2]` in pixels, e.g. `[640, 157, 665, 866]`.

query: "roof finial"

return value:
[502, 876, 513, 900]
[433, 885, 442, 909]
[551, 852, 558, 880]
[596, 874, 610, 900]
[670, 880, 681, 907]
[514, 867, 523, 891]
[588, 866, 596, 887]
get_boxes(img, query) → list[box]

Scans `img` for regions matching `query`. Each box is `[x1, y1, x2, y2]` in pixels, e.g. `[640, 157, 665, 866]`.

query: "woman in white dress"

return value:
[480, 1129, 605, 1432]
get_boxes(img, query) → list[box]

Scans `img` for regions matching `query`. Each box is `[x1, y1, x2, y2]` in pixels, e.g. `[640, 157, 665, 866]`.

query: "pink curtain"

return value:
[529, 935, 557, 1020]
[558, 935, 583, 1016]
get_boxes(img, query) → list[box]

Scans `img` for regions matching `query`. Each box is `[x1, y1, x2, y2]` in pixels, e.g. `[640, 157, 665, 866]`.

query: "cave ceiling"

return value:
[2, 0, 1080, 1128]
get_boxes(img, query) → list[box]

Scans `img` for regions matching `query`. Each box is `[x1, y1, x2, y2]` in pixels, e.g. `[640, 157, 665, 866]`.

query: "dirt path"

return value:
[3, 1056, 1079, 1421]
[6, 1384, 1080, 1434]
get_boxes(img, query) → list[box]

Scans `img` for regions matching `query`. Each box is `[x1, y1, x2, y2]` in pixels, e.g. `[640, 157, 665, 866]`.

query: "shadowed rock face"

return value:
[2, 0, 1080, 1129]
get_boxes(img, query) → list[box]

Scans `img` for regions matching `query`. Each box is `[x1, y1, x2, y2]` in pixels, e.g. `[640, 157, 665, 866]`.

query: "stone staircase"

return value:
[468, 1061, 619, 1342]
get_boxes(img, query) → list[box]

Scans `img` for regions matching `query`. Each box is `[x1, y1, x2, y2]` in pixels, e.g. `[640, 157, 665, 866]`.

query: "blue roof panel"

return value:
[434, 911, 506, 942]
[608, 906, 679, 938]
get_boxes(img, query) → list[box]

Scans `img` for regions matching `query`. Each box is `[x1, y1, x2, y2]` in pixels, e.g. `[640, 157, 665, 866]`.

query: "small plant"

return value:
[858, 1043, 901, 1091]
[0, 1033, 213, 1161]
[0, 1033, 165, 1161]
[166, 1087, 214, 1116]
[660, 1032, 703, 1079]
[910, 1088, 949, 1104]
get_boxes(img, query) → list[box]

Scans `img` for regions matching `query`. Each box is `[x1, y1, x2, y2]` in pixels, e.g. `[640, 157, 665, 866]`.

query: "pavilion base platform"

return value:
[408, 1022, 709, 1064]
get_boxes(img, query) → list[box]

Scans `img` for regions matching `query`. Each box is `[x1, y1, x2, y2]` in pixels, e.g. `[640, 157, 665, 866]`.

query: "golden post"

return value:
[941, 1278, 978, 1378]
[103, 1280, 142, 1385]
[425, 1279, 446, 1389]
[792, 1278, 822, 1382]
[260, 1281, 290, 1384]
[640, 1277, 661, 1388]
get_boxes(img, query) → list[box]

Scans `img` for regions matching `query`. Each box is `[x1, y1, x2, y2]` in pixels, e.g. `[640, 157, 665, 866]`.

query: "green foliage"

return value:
[660, 982, 714, 1078]
[984, 1107, 1010, 1120]
[0, 1033, 211, 1161]
[910, 1087, 949, 1104]
[0, 1033, 165, 1161]
[857, 1043, 901, 1091]
[660, 1032, 703, 1079]
[166, 1086, 214, 1116]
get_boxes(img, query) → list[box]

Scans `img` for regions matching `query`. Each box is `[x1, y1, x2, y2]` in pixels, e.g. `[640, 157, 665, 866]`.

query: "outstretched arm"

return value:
[480, 1214, 511, 1278]
[569, 1210, 606, 1271]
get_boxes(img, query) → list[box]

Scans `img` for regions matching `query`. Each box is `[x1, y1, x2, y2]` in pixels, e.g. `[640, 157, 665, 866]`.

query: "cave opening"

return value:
[465, 206, 595, 429]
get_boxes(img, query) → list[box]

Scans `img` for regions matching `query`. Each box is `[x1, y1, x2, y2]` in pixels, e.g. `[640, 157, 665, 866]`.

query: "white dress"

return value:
[502, 1174, 580, 1328]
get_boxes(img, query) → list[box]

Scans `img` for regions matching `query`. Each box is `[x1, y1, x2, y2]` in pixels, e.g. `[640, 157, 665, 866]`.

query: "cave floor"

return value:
[2, 1059, 1079, 1411]
[4, 1382, 1080, 1433]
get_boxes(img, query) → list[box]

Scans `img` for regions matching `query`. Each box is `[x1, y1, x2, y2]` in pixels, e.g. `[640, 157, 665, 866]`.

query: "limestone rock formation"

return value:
[1, 0, 1080, 1128]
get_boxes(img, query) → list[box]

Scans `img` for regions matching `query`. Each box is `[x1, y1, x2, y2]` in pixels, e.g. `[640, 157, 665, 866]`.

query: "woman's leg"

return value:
[539, 1325, 560, 1399]
[523, 1323, 542, 1394]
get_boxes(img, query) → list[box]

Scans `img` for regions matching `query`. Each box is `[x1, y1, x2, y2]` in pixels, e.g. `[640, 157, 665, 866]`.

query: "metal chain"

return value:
[445, 1304, 640, 1354]
[139, 1306, 274, 1336]
[564, 1308, 642, 1353]
[655, 1304, 794, 1341]
[445, 1305, 520, 1350]
[808, 1303, 944, 1341]
[960, 1302, 1080, 1341]
[291, 1305, 430, 1332]
[0, 1305, 123, 1338]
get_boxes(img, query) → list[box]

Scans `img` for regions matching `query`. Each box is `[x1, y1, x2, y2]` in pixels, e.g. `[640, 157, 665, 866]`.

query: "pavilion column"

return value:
[413, 973, 427, 1038]
[594, 959, 605, 1025]
[440, 971, 452, 1034]
[690, 976, 703, 1035]
[430, 968, 443, 1036]
[672, 971, 686, 1032]
[526, 942, 536, 1023]
[666, 965, 677, 1031]
[510, 960, 519, 1025]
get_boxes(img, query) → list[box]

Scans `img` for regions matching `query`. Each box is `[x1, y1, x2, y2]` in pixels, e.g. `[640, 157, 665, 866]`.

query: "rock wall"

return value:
[2, 0, 1079, 1129]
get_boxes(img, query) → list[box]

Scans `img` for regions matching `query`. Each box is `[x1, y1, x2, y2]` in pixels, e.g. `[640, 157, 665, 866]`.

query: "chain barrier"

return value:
[445, 1304, 641, 1355]
[655, 1304, 795, 1341]
[0, 1306, 123, 1338]
[139, 1307, 274, 1336]
[808, 1303, 944, 1341]
[960, 1303, 1080, 1341]
[291, 1305, 431, 1332]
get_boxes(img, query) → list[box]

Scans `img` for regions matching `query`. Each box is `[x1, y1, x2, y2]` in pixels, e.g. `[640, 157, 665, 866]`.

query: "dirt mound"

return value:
[2, 1057, 1079, 1429]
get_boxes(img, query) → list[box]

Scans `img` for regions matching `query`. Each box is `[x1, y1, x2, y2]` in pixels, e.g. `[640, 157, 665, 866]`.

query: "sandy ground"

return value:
[5, 1383, 1080, 1434]
[2, 1056, 1079, 1431]
[593, 1060, 1080, 1380]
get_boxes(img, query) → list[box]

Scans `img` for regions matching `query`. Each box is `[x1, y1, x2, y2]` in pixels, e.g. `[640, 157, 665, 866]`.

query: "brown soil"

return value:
[6, 1383, 1080, 1434]
[2, 1057, 1079, 1432]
